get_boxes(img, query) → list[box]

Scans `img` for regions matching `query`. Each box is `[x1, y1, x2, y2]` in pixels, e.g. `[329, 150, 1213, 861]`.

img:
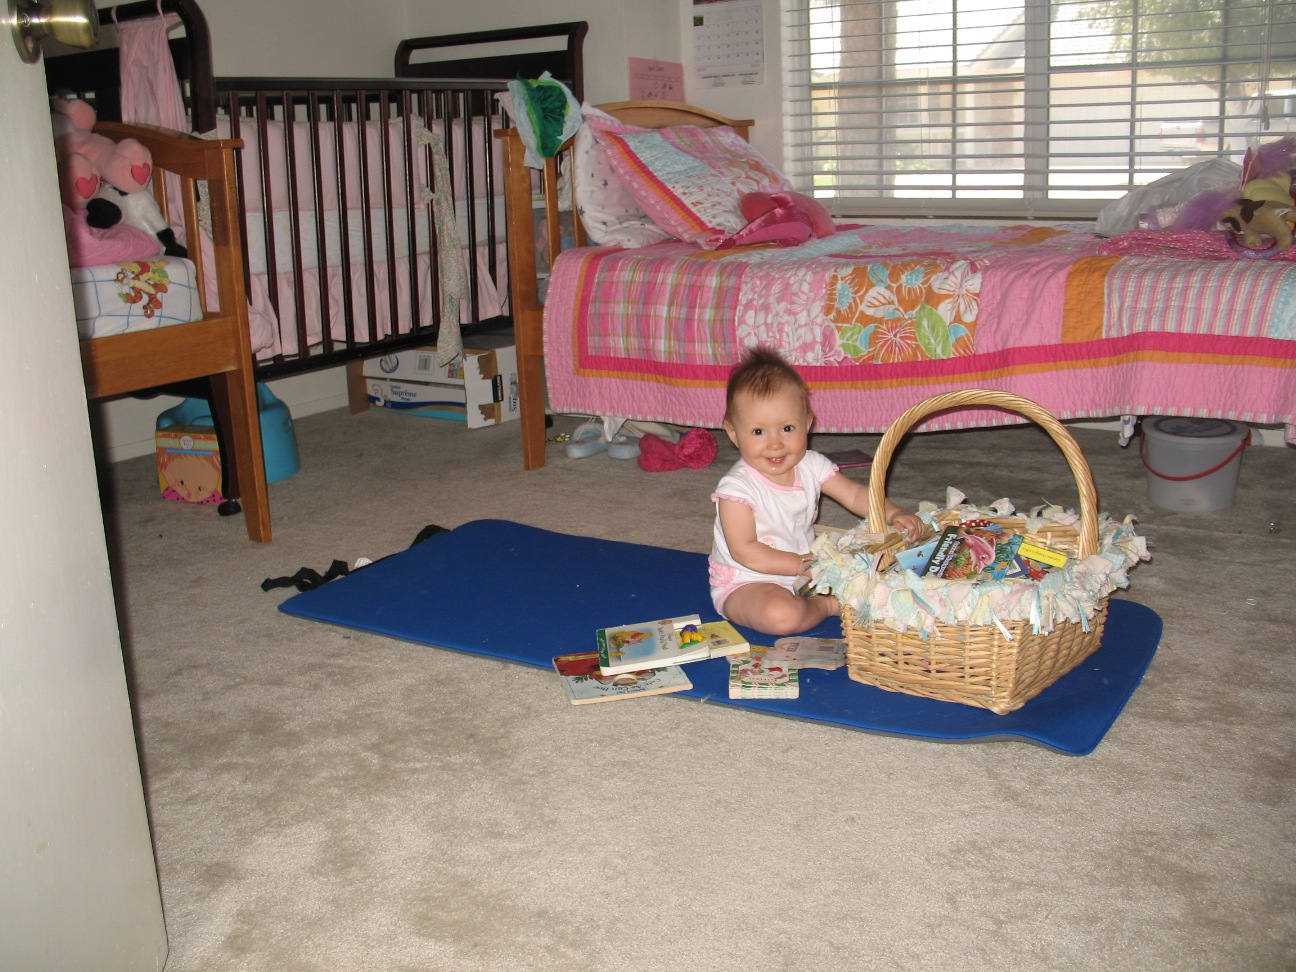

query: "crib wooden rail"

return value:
[87, 122, 270, 543]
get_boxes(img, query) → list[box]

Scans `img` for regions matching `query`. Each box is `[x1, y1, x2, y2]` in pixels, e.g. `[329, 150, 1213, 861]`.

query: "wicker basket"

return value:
[843, 389, 1106, 715]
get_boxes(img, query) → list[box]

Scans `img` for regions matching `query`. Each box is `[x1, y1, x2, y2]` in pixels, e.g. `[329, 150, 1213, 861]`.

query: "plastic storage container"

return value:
[156, 383, 300, 484]
[1141, 416, 1248, 512]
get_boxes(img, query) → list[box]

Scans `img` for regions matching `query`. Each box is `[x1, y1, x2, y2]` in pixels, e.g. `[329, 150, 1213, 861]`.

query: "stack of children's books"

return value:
[892, 521, 1069, 582]
[551, 614, 749, 705]
[552, 615, 850, 706]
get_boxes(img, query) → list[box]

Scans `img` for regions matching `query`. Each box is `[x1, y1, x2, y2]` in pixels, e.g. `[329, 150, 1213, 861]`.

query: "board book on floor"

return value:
[596, 614, 706, 675]
[553, 652, 692, 704]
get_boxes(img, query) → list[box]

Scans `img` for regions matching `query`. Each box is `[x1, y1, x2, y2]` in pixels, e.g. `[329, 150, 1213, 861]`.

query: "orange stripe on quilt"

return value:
[1062, 255, 1122, 344]
[802, 343, 1295, 392]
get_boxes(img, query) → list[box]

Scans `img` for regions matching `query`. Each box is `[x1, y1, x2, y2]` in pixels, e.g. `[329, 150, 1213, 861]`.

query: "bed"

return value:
[46, 0, 587, 381]
[500, 101, 1296, 470]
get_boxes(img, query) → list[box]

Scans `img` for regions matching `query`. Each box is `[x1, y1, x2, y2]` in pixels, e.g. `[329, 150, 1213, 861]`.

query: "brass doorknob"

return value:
[8, 0, 98, 64]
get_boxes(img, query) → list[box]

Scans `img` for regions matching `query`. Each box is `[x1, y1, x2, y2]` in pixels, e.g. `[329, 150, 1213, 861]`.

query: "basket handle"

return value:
[866, 389, 1101, 559]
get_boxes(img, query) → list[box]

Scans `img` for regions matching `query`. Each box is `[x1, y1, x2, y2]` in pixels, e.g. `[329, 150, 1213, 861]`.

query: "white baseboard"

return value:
[93, 367, 350, 464]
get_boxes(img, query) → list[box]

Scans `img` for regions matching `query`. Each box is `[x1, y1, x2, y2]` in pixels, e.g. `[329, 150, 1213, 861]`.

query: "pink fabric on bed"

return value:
[63, 205, 161, 268]
[541, 222, 1296, 440]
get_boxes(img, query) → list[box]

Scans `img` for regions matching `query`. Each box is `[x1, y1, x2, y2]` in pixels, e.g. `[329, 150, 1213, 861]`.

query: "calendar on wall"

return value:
[692, 0, 764, 88]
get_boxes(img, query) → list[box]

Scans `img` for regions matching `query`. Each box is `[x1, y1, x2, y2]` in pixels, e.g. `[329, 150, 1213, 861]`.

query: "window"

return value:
[783, 0, 1296, 218]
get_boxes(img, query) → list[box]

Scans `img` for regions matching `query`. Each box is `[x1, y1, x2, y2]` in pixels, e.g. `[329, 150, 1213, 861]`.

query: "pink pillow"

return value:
[63, 204, 161, 268]
[741, 191, 837, 239]
[587, 115, 793, 249]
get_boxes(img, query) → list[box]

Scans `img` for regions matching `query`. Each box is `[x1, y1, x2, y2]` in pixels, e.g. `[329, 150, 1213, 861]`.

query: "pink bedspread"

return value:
[543, 222, 1296, 440]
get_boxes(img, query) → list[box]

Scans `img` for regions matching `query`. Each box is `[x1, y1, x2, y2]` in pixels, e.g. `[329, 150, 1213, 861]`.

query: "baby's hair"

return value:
[724, 346, 810, 426]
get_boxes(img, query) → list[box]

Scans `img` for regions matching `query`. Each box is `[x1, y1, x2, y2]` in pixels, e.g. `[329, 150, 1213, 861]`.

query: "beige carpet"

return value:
[99, 405, 1295, 971]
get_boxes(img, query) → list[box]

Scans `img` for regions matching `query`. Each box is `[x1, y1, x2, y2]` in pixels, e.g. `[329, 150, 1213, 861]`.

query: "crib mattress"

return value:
[73, 256, 203, 340]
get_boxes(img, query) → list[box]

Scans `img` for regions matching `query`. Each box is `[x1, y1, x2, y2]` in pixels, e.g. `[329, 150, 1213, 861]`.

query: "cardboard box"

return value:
[156, 424, 226, 504]
[351, 342, 519, 428]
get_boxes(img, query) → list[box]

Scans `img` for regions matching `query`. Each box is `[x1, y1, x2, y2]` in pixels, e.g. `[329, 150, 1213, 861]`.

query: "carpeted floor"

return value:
[99, 404, 1295, 971]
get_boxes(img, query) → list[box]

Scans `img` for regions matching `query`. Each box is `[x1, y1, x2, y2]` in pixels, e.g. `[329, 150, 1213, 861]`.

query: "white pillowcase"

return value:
[572, 103, 673, 248]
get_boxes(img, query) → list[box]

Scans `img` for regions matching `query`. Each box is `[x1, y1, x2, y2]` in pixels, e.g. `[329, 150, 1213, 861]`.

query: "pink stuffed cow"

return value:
[51, 96, 153, 210]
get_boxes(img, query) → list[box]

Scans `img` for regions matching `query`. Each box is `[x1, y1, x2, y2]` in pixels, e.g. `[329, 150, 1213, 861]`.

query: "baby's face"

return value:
[723, 385, 811, 485]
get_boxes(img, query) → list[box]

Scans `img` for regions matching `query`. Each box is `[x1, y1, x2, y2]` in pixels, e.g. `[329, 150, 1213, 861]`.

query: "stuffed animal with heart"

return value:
[51, 95, 153, 211]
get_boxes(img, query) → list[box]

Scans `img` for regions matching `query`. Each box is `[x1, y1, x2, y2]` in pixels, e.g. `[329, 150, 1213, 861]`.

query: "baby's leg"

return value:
[722, 582, 839, 637]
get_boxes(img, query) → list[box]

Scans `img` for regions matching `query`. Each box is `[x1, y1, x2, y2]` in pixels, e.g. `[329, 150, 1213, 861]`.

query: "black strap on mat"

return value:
[261, 524, 448, 593]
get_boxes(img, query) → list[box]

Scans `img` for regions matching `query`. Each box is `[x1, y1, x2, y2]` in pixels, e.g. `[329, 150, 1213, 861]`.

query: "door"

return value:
[0, 27, 168, 972]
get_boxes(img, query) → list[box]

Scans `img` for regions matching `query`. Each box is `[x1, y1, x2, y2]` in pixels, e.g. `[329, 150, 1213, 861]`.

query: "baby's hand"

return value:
[887, 512, 925, 541]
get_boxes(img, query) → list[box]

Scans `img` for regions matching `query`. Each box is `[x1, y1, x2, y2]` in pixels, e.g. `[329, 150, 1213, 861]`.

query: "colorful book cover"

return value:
[553, 652, 693, 705]
[679, 619, 750, 659]
[596, 613, 707, 676]
[1016, 539, 1068, 569]
[979, 533, 1022, 580]
[728, 656, 800, 699]
[921, 527, 969, 578]
[893, 536, 939, 575]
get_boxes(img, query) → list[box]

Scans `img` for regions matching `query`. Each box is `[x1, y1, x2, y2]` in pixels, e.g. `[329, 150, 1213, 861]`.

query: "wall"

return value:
[205, 0, 401, 76]
[1, 40, 167, 971]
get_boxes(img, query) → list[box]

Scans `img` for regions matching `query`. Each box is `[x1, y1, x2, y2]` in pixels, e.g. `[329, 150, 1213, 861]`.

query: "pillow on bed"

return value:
[573, 105, 673, 248]
[587, 114, 793, 249]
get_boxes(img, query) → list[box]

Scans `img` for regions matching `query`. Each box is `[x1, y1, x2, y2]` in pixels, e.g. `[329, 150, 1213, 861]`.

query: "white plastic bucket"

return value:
[1141, 417, 1249, 512]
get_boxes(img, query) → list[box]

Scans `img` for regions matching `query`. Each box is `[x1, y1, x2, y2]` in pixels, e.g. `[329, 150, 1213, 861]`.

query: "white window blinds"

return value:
[783, 0, 1296, 218]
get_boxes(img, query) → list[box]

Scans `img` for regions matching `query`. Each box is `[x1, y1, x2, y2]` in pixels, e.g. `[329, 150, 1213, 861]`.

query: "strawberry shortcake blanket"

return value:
[543, 222, 1296, 440]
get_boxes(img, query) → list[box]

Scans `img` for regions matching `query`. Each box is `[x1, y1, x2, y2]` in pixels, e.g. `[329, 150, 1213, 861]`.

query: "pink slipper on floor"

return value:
[637, 428, 718, 472]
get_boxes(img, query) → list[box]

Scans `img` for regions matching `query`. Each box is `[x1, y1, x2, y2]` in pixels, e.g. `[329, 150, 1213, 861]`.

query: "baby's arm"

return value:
[821, 473, 923, 539]
[717, 498, 808, 576]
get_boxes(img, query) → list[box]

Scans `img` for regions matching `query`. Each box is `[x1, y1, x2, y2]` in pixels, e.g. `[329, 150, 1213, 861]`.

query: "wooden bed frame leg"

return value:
[209, 371, 272, 543]
[518, 348, 548, 471]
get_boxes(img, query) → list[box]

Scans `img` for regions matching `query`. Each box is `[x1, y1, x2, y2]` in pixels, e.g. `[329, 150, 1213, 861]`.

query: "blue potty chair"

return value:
[157, 382, 301, 484]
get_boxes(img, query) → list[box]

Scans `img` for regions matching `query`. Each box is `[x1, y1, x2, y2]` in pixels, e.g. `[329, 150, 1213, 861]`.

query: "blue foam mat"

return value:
[279, 519, 1160, 755]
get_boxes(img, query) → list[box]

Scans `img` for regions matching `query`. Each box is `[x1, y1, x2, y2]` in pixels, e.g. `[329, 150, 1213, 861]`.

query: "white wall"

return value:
[205, 0, 401, 76]
[1, 40, 167, 971]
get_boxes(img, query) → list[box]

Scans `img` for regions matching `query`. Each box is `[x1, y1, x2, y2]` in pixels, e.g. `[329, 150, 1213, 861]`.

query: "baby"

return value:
[709, 346, 924, 636]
